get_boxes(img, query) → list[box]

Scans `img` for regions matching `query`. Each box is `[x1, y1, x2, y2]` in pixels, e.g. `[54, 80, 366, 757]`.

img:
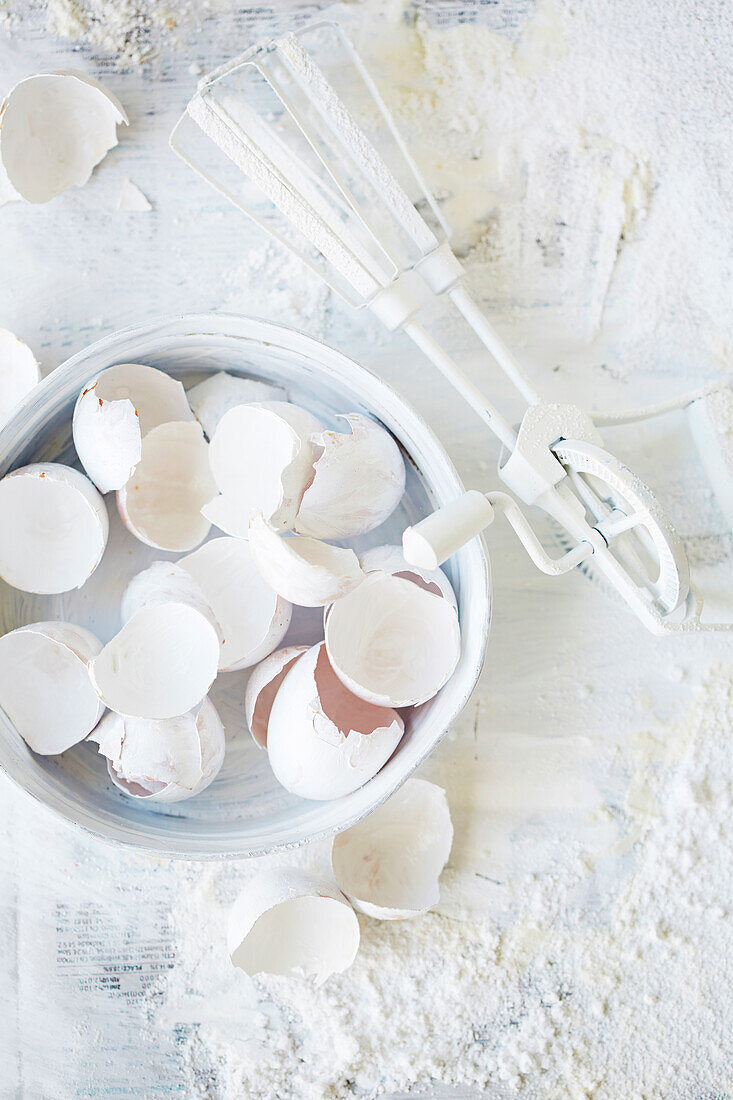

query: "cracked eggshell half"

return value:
[73, 363, 193, 493]
[244, 645, 308, 748]
[206, 401, 322, 533]
[249, 512, 363, 607]
[181, 537, 291, 671]
[227, 868, 359, 984]
[187, 371, 287, 439]
[90, 603, 219, 720]
[295, 414, 406, 540]
[200, 493, 252, 539]
[90, 696, 225, 803]
[0, 71, 127, 205]
[0, 463, 108, 593]
[331, 778, 453, 919]
[117, 421, 215, 552]
[0, 328, 41, 427]
[325, 572, 461, 708]
[0, 621, 104, 754]
[121, 560, 221, 639]
[267, 642, 404, 800]
[359, 544, 457, 610]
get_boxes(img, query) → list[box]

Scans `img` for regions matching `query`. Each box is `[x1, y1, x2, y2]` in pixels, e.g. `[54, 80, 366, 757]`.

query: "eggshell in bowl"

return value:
[267, 642, 404, 800]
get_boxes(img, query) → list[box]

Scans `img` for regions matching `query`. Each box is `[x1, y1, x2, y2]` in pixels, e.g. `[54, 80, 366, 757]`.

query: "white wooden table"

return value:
[1, 2, 731, 1096]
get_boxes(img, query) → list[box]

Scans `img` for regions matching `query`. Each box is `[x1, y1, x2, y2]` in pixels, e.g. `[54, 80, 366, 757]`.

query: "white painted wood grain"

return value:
[0, 2, 730, 1096]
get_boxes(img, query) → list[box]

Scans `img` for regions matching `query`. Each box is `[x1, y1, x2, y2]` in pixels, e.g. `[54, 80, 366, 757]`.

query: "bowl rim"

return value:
[0, 312, 491, 858]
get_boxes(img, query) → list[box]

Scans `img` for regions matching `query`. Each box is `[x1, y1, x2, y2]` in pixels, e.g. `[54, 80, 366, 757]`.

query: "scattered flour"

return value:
[222, 241, 332, 340]
[155, 665, 733, 1098]
[28, 0, 733, 383]
[349, 0, 733, 380]
[44, 0, 197, 68]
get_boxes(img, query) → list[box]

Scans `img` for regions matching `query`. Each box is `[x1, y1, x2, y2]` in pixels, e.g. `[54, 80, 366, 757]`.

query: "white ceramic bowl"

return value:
[0, 314, 490, 858]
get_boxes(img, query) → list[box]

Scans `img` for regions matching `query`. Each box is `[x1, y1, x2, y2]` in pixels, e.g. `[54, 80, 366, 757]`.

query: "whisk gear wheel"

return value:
[549, 439, 690, 617]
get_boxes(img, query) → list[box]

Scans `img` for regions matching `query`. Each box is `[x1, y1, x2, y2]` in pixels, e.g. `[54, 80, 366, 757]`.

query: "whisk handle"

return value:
[402, 491, 495, 571]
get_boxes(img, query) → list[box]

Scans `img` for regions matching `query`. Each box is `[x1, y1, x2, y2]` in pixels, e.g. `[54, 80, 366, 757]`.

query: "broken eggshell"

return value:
[123, 543, 291, 672]
[249, 512, 364, 608]
[205, 401, 322, 533]
[0, 462, 108, 593]
[325, 571, 461, 708]
[0, 621, 104, 754]
[187, 371, 287, 439]
[0, 71, 127, 205]
[244, 645, 308, 748]
[359, 544, 457, 609]
[199, 492, 251, 539]
[73, 362, 194, 493]
[117, 179, 151, 212]
[295, 414, 406, 540]
[90, 602, 219, 720]
[181, 537, 291, 671]
[117, 420, 215, 552]
[89, 696, 225, 803]
[121, 560, 222, 639]
[0, 327, 41, 427]
[267, 642, 404, 800]
[331, 778, 453, 919]
[227, 868, 360, 983]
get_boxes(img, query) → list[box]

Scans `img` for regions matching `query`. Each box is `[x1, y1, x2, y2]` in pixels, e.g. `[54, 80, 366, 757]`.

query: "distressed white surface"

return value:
[0, 0, 732, 1096]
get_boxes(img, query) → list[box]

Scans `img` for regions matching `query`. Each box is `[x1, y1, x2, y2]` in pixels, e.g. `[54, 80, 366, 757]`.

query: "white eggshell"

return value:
[260, 399, 323, 444]
[0, 620, 104, 754]
[0, 71, 127, 204]
[0, 462, 108, 594]
[116, 179, 151, 211]
[91, 696, 225, 803]
[181, 537, 291, 671]
[117, 420, 215, 552]
[295, 413, 406, 540]
[90, 603, 219, 720]
[325, 571, 461, 707]
[249, 511, 364, 607]
[121, 560, 222, 639]
[0, 328, 41, 428]
[123, 546, 291, 673]
[267, 642, 404, 800]
[359, 543, 457, 609]
[207, 401, 322, 532]
[73, 363, 193, 493]
[331, 778, 453, 919]
[227, 868, 360, 984]
[200, 493, 251, 538]
[244, 645, 308, 748]
[187, 371, 287, 439]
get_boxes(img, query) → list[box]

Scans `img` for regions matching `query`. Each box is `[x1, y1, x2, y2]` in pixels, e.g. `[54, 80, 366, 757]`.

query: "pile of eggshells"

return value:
[0, 68, 461, 980]
[0, 364, 461, 804]
[227, 778, 454, 983]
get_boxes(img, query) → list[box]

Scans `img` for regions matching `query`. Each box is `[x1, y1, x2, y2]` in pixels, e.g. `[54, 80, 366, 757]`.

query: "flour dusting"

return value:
[223, 241, 332, 340]
[45, 0, 195, 68]
[350, 0, 732, 381]
[155, 664, 733, 1098]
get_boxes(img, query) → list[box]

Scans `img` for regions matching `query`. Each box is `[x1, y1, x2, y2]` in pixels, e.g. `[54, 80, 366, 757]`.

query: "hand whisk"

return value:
[171, 20, 733, 635]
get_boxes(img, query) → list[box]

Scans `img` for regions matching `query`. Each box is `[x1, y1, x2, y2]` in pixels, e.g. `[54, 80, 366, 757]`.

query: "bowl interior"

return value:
[0, 315, 489, 857]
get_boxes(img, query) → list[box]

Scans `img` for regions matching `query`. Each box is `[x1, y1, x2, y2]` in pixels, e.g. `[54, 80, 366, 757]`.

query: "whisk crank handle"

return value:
[403, 489, 593, 577]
